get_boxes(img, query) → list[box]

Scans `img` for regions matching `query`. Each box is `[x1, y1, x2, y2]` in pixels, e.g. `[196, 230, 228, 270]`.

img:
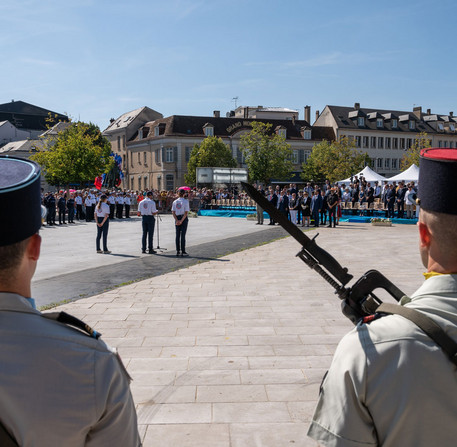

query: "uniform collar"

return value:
[0, 292, 41, 314]
[411, 274, 457, 300]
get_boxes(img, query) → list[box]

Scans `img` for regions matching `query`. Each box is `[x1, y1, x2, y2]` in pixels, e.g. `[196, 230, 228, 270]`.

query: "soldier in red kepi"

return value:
[308, 148, 457, 447]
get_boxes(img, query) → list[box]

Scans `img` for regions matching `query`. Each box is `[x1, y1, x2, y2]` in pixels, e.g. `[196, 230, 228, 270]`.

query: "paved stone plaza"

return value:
[44, 220, 424, 446]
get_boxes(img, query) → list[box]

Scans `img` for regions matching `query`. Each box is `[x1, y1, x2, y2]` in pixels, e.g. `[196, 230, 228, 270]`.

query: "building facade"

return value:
[314, 103, 457, 176]
[105, 107, 333, 191]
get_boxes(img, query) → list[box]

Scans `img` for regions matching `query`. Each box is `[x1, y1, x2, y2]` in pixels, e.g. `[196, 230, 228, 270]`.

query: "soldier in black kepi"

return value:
[0, 156, 141, 446]
[308, 147, 457, 446]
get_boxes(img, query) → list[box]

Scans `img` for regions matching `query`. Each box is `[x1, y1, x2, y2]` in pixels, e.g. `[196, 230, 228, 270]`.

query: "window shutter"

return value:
[162, 147, 166, 163]
[173, 147, 178, 163]
[299, 149, 305, 164]
[236, 148, 242, 164]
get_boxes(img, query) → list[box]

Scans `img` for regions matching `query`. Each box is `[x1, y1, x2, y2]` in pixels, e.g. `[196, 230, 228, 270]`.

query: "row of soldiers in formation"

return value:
[41, 189, 137, 225]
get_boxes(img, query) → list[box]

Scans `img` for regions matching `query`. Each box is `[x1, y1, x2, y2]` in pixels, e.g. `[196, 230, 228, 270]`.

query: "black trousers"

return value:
[58, 208, 66, 224]
[68, 208, 75, 223]
[96, 217, 109, 251]
[125, 204, 130, 218]
[142, 215, 155, 251]
[109, 204, 115, 219]
[76, 204, 83, 220]
[175, 216, 188, 252]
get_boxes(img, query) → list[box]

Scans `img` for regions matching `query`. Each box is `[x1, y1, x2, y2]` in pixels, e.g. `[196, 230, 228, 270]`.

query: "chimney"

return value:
[213, 110, 220, 118]
[110, 118, 115, 123]
[315, 110, 320, 122]
[354, 102, 360, 110]
[427, 108, 431, 115]
[304, 105, 311, 123]
[450, 111, 454, 117]
[413, 106, 422, 119]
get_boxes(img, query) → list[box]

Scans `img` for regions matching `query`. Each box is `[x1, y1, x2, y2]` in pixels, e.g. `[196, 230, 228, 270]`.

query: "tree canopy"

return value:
[239, 121, 293, 185]
[184, 136, 237, 185]
[31, 121, 113, 189]
[400, 132, 431, 170]
[301, 137, 370, 183]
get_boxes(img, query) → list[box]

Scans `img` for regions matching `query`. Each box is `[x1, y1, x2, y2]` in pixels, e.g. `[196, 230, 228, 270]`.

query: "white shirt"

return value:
[172, 197, 190, 215]
[108, 195, 116, 204]
[95, 202, 110, 217]
[84, 197, 92, 206]
[117, 196, 124, 205]
[75, 196, 82, 205]
[139, 197, 157, 216]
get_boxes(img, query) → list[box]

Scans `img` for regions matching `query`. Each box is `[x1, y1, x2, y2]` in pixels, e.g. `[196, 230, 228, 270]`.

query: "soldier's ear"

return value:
[417, 221, 432, 249]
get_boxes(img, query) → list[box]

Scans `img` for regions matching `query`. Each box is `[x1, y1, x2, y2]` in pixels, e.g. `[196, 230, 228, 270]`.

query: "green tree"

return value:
[31, 121, 113, 190]
[400, 131, 431, 170]
[185, 136, 237, 185]
[301, 137, 370, 184]
[239, 121, 293, 184]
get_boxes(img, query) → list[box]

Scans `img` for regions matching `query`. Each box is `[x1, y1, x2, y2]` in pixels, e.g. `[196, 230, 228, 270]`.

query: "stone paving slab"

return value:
[53, 222, 424, 446]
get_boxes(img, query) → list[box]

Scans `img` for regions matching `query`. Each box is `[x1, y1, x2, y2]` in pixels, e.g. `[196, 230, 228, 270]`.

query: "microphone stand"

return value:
[155, 213, 167, 252]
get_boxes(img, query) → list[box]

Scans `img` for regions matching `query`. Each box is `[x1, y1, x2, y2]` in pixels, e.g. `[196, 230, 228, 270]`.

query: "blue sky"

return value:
[2, 0, 456, 130]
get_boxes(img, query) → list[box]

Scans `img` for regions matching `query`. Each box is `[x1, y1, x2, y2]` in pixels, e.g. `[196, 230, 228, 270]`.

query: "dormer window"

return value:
[278, 128, 286, 138]
[139, 129, 144, 139]
[357, 117, 365, 127]
[154, 126, 159, 137]
[392, 119, 398, 129]
[303, 130, 311, 140]
[409, 120, 416, 130]
[377, 118, 383, 128]
[203, 123, 214, 137]
[438, 123, 444, 131]
[450, 124, 455, 132]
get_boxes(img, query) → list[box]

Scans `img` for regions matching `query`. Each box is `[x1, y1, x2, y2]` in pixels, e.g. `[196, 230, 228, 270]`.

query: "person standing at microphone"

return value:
[172, 189, 190, 257]
[139, 191, 158, 254]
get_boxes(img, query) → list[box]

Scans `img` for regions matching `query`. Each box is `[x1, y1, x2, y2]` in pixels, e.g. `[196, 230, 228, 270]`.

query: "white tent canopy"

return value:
[337, 166, 388, 186]
[387, 164, 419, 183]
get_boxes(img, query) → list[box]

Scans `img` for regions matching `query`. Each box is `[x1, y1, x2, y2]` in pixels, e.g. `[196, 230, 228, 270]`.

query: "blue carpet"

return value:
[198, 208, 418, 224]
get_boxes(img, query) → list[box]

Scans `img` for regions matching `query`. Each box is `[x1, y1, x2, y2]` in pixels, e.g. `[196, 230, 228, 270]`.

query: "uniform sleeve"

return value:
[86, 350, 141, 447]
[307, 327, 378, 447]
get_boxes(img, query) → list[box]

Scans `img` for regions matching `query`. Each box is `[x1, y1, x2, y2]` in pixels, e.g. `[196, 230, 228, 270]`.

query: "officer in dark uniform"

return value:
[45, 192, 56, 225]
[57, 192, 66, 225]
[66, 194, 75, 223]
[0, 155, 141, 446]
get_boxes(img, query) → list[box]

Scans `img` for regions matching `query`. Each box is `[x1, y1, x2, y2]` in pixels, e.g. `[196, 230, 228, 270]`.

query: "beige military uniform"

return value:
[0, 292, 140, 446]
[308, 274, 457, 446]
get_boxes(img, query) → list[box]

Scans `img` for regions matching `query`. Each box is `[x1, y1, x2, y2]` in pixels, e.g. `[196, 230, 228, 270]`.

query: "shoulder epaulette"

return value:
[42, 311, 101, 339]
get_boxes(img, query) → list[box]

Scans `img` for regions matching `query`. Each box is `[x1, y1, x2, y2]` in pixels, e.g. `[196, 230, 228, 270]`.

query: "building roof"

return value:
[0, 100, 68, 131]
[103, 107, 146, 133]
[129, 115, 333, 144]
[324, 105, 435, 133]
[0, 139, 43, 154]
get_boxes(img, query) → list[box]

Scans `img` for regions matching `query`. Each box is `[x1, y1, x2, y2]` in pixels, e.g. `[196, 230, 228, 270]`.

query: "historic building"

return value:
[104, 106, 333, 191]
[0, 100, 68, 139]
[314, 103, 457, 176]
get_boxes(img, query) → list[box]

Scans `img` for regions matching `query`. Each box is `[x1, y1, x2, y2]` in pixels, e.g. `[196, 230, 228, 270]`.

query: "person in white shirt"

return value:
[116, 193, 124, 219]
[75, 193, 83, 220]
[124, 193, 131, 218]
[139, 191, 158, 254]
[84, 194, 93, 222]
[95, 194, 111, 254]
[172, 190, 190, 257]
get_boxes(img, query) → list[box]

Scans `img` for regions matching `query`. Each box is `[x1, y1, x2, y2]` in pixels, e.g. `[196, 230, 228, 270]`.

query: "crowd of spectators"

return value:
[252, 176, 419, 228]
[40, 176, 419, 226]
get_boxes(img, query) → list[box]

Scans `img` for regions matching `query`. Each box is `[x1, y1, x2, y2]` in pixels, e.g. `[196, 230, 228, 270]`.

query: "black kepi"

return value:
[0, 155, 42, 246]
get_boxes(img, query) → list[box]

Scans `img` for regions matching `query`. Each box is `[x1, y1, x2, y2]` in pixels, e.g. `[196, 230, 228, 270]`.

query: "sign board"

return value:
[196, 167, 248, 185]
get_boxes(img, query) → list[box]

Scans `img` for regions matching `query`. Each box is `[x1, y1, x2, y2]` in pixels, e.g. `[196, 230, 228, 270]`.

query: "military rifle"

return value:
[242, 182, 405, 324]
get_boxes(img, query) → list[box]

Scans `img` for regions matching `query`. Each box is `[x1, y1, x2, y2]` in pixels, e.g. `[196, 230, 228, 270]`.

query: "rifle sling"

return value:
[376, 302, 457, 367]
[0, 420, 18, 447]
